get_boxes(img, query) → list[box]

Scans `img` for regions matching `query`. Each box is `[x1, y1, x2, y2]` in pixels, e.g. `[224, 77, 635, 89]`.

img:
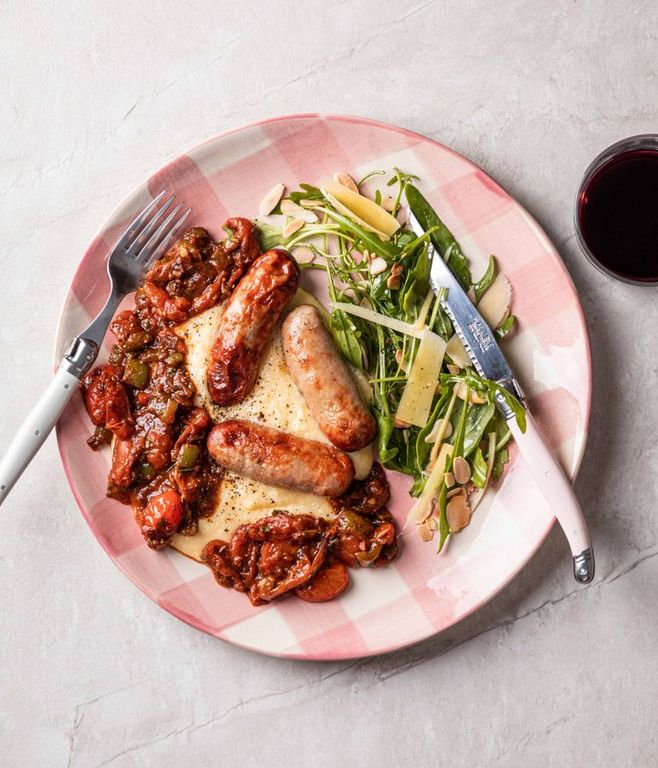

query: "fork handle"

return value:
[0, 338, 98, 506]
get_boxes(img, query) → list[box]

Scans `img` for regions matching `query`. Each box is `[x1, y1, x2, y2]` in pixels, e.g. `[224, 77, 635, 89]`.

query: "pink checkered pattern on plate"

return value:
[55, 115, 591, 660]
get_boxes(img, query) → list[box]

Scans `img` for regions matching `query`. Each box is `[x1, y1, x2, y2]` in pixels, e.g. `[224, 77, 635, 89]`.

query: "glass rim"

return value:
[573, 133, 658, 286]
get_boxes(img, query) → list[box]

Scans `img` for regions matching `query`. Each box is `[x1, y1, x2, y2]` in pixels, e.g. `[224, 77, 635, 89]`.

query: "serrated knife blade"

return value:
[407, 209, 594, 584]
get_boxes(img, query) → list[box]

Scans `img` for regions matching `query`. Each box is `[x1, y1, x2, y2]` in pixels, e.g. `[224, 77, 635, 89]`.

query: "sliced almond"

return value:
[452, 456, 471, 485]
[282, 218, 304, 238]
[447, 487, 463, 500]
[341, 288, 358, 302]
[386, 273, 401, 290]
[390, 262, 404, 277]
[259, 182, 285, 216]
[444, 471, 455, 488]
[424, 418, 453, 444]
[446, 364, 461, 375]
[418, 518, 435, 542]
[394, 348, 408, 372]
[333, 171, 359, 193]
[455, 381, 487, 405]
[300, 198, 324, 209]
[467, 286, 477, 303]
[380, 195, 396, 212]
[292, 246, 315, 265]
[394, 417, 411, 429]
[446, 489, 471, 532]
[281, 199, 318, 223]
[396, 207, 408, 226]
[360, 296, 373, 310]
[370, 257, 388, 276]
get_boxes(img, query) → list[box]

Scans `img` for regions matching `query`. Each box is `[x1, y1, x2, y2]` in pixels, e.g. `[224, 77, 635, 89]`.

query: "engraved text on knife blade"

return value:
[468, 318, 495, 353]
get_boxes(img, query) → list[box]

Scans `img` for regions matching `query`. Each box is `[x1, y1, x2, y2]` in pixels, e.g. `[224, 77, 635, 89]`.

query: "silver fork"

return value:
[0, 191, 191, 506]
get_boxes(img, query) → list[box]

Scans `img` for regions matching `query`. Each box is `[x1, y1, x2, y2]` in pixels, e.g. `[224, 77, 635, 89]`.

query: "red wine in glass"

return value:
[575, 135, 658, 284]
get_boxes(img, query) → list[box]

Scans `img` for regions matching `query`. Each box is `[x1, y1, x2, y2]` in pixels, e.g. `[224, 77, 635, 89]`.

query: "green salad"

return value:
[256, 169, 524, 552]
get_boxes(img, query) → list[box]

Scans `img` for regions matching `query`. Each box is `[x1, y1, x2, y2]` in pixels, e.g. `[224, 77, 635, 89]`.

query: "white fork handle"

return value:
[0, 366, 80, 506]
[508, 411, 594, 583]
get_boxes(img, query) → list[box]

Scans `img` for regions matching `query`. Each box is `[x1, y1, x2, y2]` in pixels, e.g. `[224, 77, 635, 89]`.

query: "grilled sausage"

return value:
[207, 249, 299, 406]
[207, 419, 355, 497]
[282, 305, 376, 452]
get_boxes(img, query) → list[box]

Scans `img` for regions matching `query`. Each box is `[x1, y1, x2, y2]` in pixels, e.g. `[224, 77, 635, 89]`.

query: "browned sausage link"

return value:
[282, 305, 376, 452]
[207, 249, 299, 406]
[207, 419, 355, 497]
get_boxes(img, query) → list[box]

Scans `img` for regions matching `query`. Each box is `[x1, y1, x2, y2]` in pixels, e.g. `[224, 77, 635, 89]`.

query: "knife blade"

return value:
[407, 210, 594, 584]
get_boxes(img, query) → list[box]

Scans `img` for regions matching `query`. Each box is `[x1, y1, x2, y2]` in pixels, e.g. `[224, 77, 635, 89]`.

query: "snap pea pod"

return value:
[405, 184, 472, 290]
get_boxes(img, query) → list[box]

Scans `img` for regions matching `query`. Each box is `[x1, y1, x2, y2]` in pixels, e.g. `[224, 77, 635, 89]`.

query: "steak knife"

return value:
[408, 211, 594, 584]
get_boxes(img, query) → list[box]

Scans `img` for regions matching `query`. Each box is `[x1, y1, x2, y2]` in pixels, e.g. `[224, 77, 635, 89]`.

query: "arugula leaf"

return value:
[492, 447, 509, 481]
[496, 314, 516, 340]
[254, 221, 283, 251]
[328, 310, 363, 370]
[492, 383, 526, 433]
[470, 446, 488, 489]
[288, 183, 322, 204]
[414, 391, 450, 480]
[437, 481, 450, 553]
[374, 409, 398, 466]
[405, 184, 473, 290]
[400, 247, 430, 317]
[474, 256, 496, 301]
[463, 401, 496, 457]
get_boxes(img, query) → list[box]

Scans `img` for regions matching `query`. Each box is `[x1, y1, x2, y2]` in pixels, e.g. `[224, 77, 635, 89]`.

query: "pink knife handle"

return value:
[508, 410, 594, 583]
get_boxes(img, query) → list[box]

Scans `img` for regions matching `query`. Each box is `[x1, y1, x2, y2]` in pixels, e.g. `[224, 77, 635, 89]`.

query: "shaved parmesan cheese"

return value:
[323, 180, 401, 238]
[406, 444, 454, 526]
[446, 333, 471, 368]
[478, 274, 512, 329]
[323, 191, 391, 241]
[330, 301, 425, 339]
[396, 329, 447, 428]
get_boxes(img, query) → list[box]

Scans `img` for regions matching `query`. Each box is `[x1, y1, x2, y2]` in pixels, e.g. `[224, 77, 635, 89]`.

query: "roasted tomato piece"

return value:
[172, 407, 211, 459]
[81, 364, 133, 439]
[137, 282, 192, 324]
[295, 562, 349, 603]
[217, 217, 262, 291]
[201, 540, 246, 591]
[330, 462, 390, 518]
[140, 490, 183, 549]
[247, 512, 323, 542]
[109, 435, 144, 491]
[109, 310, 152, 350]
[251, 536, 328, 605]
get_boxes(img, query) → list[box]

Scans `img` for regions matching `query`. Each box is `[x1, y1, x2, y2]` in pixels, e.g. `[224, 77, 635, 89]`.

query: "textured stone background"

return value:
[1, 1, 656, 765]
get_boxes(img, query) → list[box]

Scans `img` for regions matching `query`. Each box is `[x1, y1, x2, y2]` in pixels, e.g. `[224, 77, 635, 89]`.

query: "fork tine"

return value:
[126, 194, 175, 257]
[115, 190, 168, 248]
[141, 207, 192, 270]
[136, 202, 183, 261]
